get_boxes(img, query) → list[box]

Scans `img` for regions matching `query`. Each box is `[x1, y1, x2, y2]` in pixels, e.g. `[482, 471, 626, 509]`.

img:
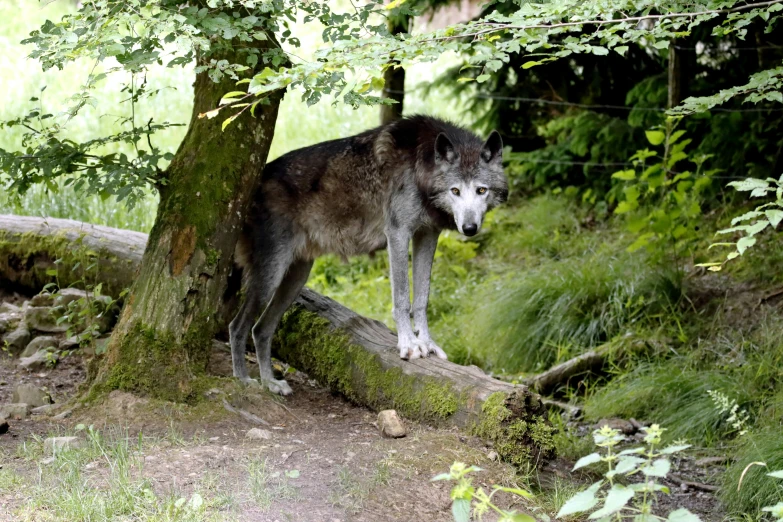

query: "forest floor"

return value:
[0, 288, 729, 522]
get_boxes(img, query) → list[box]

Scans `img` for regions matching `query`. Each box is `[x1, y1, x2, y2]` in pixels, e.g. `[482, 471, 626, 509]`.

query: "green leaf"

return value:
[612, 169, 636, 181]
[522, 61, 542, 69]
[642, 459, 671, 477]
[589, 484, 634, 519]
[613, 456, 646, 474]
[221, 114, 239, 132]
[765, 209, 783, 228]
[557, 481, 602, 518]
[767, 470, 783, 479]
[667, 508, 702, 522]
[737, 236, 757, 255]
[728, 178, 770, 192]
[476, 74, 491, 83]
[494, 486, 533, 499]
[452, 498, 471, 522]
[573, 453, 602, 470]
[659, 444, 691, 455]
[591, 46, 609, 56]
[645, 130, 666, 146]
[431, 473, 451, 481]
[614, 46, 629, 56]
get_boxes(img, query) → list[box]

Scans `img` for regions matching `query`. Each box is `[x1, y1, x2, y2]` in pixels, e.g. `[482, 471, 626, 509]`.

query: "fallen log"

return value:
[525, 347, 610, 396]
[0, 214, 556, 465]
[0, 215, 146, 297]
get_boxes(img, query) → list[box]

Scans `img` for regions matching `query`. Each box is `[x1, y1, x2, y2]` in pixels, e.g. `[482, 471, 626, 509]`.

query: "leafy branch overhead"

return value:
[3, 0, 783, 208]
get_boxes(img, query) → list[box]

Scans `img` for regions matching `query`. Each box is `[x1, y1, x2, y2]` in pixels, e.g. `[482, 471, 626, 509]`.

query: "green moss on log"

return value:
[0, 230, 128, 297]
[274, 307, 460, 421]
[470, 391, 556, 467]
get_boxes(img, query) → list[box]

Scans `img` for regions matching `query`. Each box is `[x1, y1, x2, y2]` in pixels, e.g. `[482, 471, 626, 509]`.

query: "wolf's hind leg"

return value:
[229, 226, 294, 389]
[412, 227, 447, 360]
[251, 259, 313, 396]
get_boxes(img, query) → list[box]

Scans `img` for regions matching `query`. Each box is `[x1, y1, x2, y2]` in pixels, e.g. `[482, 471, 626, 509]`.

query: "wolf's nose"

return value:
[462, 224, 478, 236]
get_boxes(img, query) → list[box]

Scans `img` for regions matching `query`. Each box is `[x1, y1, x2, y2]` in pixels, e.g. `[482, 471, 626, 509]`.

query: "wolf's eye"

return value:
[451, 188, 461, 196]
[477, 187, 487, 195]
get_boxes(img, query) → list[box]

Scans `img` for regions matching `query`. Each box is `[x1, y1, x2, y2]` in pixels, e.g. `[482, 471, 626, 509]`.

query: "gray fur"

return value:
[229, 115, 508, 395]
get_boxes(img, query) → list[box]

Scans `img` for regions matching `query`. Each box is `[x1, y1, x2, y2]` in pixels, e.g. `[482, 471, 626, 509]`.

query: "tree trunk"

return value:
[379, 16, 408, 125]
[0, 216, 558, 463]
[90, 42, 284, 402]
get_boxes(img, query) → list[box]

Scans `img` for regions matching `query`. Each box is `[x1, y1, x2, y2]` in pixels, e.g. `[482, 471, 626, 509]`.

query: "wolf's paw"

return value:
[398, 339, 429, 360]
[423, 341, 448, 360]
[264, 378, 293, 396]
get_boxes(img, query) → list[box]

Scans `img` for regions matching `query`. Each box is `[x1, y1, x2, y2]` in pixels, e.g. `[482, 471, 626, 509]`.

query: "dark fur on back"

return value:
[235, 115, 507, 269]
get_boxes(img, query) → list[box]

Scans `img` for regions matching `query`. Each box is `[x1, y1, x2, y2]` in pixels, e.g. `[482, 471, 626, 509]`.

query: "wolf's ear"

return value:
[435, 133, 457, 164]
[481, 130, 503, 163]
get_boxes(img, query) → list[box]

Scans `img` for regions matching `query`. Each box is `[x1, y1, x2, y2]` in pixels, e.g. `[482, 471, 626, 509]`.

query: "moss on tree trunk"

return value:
[90, 42, 283, 403]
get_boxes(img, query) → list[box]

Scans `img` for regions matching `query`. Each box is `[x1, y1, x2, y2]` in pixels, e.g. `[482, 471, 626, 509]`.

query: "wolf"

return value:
[229, 115, 508, 395]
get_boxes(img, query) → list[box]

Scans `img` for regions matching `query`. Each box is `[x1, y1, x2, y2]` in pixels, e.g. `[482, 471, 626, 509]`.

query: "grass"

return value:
[246, 457, 299, 512]
[721, 428, 783, 515]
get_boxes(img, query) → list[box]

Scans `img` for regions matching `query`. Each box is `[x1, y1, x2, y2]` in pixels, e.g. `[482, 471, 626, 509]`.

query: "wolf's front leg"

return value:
[387, 226, 429, 360]
[412, 228, 448, 359]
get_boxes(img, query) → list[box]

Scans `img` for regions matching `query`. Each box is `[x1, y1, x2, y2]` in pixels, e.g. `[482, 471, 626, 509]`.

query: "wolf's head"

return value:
[429, 130, 508, 236]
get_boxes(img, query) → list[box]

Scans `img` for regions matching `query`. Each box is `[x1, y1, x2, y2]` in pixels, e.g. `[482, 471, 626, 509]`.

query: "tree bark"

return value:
[379, 16, 408, 124]
[0, 215, 557, 463]
[89, 41, 284, 402]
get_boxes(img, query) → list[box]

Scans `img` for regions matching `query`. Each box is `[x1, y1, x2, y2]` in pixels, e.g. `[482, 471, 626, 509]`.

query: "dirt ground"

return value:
[0, 290, 725, 522]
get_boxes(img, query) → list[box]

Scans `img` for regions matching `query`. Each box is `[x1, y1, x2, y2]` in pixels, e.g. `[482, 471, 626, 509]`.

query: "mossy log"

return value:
[0, 215, 556, 464]
[0, 215, 146, 297]
[275, 289, 556, 465]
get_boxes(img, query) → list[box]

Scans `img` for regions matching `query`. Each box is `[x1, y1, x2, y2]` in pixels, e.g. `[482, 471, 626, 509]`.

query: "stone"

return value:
[59, 336, 81, 350]
[594, 418, 636, 435]
[25, 306, 70, 333]
[20, 336, 59, 358]
[0, 303, 21, 314]
[19, 350, 58, 372]
[30, 293, 54, 307]
[0, 403, 30, 420]
[1, 327, 31, 355]
[245, 428, 273, 440]
[12, 384, 52, 407]
[53, 409, 73, 420]
[31, 404, 59, 416]
[378, 410, 406, 438]
[487, 450, 498, 461]
[53, 288, 89, 308]
[0, 418, 8, 435]
[44, 436, 83, 453]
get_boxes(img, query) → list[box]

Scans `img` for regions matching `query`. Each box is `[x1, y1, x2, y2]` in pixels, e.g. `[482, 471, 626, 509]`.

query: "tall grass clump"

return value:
[472, 249, 680, 373]
[720, 427, 783, 516]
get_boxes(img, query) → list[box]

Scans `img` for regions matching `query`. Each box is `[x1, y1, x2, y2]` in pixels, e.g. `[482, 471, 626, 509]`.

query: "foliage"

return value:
[474, 247, 679, 373]
[432, 462, 534, 522]
[722, 430, 783, 516]
[611, 123, 716, 260]
[559, 424, 698, 522]
[702, 174, 783, 269]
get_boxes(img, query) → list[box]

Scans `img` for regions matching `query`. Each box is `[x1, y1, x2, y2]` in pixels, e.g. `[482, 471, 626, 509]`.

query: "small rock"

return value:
[2, 327, 31, 356]
[487, 450, 498, 461]
[19, 350, 58, 372]
[20, 336, 59, 358]
[40, 457, 56, 465]
[30, 293, 55, 307]
[0, 418, 8, 435]
[53, 288, 89, 308]
[378, 410, 406, 438]
[84, 461, 99, 470]
[53, 409, 73, 420]
[44, 436, 83, 453]
[696, 456, 735, 467]
[0, 303, 21, 314]
[594, 418, 636, 435]
[0, 403, 30, 420]
[245, 428, 273, 440]
[59, 336, 81, 350]
[25, 306, 70, 333]
[31, 404, 59, 416]
[12, 384, 52, 407]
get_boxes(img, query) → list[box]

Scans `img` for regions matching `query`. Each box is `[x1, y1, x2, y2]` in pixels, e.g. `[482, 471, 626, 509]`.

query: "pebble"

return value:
[0, 403, 30, 420]
[246, 428, 273, 440]
[487, 450, 498, 461]
[377, 410, 407, 438]
[20, 336, 59, 358]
